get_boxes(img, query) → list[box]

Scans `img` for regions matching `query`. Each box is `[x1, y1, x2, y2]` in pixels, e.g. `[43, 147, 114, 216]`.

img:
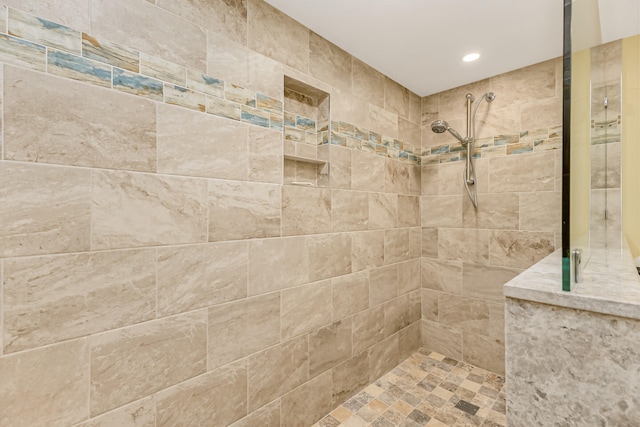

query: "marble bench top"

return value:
[503, 241, 640, 320]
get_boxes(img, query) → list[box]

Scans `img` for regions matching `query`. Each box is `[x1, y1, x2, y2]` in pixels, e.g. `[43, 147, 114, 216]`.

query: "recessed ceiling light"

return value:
[463, 53, 480, 62]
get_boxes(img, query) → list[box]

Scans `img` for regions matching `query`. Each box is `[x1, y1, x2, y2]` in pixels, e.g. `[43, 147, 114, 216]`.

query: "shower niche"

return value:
[283, 76, 330, 187]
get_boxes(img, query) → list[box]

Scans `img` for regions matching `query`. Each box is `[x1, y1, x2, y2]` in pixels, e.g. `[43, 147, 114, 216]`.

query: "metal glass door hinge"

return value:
[572, 248, 583, 284]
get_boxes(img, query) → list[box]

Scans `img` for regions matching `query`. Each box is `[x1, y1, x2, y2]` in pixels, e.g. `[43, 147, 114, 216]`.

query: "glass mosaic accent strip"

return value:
[0, 34, 45, 71]
[8, 8, 81, 55]
[207, 96, 241, 121]
[241, 106, 270, 128]
[256, 93, 283, 115]
[47, 49, 112, 88]
[164, 84, 206, 112]
[140, 53, 186, 87]
[113, 68, 163, 101]
[81, 33, 139, 73]
[186, 70, 224, 98]
[225, 83, 255, 107]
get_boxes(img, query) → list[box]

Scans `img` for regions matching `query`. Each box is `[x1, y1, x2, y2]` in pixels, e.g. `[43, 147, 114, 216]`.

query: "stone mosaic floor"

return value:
[314, 350, 506, 427]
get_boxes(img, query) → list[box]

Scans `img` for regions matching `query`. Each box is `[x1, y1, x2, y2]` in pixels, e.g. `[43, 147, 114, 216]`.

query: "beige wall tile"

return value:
[332, 271, 369, 320]
[248, 335, 309, 411]
[421, 258, 463, 294]
[489, 59, 556, 109]
[421, 289, 439, 322]
[208, 180, 281, 241]
[249, 126, 282, 184]
[421, 319, 463, 360]
[352, 230, 385, 272]
[309, 31, 351, 92]
[3, 249, 155, 353]
[156, 360, 247, 426]
[248, 236, 308, 295]
[489, 230, 555, 269]
[369, 103, 398, 137]
[384, 228, 410, 265]
[352, 149, 385, 192]
[398, 195, 420, 227]
[409, 92, 421, 125]
[438, 80, 490, 122]
[308, 233, 352, 281]
[329, 145, 352, 189]
[463, 263, 522, 304]
[90, 311, 207, 416]
[438, 294, 490, 335]
[282, 371, 332, 427]
[399, 321, 421, 361]
[157, 104, 248, 180]
[3, 0, 89, 32]
[409, 227, 421, 260]
[5, 67, 156, 172]
[463, 333, 505, 375]
[157, 241, 247, 317]
[409, 164, 422, 196]
[208, 293, 280, 370]
[520, 96, 562, 130]
[76, 397, 155, 427]
[332, 190, 369, 232]
[248, 0, 308, 73]
[422, 227, 438, 258]
[369, 192, 398, 230]
[488, 302, 505, 340]
[331, 86, 369, 129]
[519, 191, 562, 232]
[156, 0, 247, 45]
[385, 77, 410, 119]
[332, 351, 370, 406]
[398, 258, 420, 295]
[383, 295, 411, 337]
[282, 280, 332, 339]
[489, 151, 555, 193]
[352, 57, 384, 108]
[0, 162, 91, 257]
[92, 170, 208, 250]
[438, 228, 489, 264]
[385, 158, 410, 195]
[0, 339, 89, 426]
[475, 104, 520, 139]
[368, 334, 400, 382]
[230, 400, 280, 427]
[309, 318, 352, 377]
[369, 264, 398, 307]
[421, 195, 463, 228]
[353, 305, 385, 354]
[462, 193, 519, 230]
[282, 186, 331, 236]
[91, 0, 206, 71]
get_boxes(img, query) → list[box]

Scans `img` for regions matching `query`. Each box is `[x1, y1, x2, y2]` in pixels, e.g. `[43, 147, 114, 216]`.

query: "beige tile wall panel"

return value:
[369, 192, 398, 230]
[281, 371, 332, 427]
[352, 57, 384, 108]
[247, 0, 308, 73]
[369, 264, 398, 307]
[488, 302, 505, 339]
[3, 249, 155, 353]
[2, 0, 91, 33]
[0, 162, 91, 258]
[385, 77, 411, 119]
[75, 397, 156, 427]
[421, 258, 463, 294]
[208, 180, 281, 242]
[91, 0, 206, 71]
[399, 321, 421, 361]
[331, 86, 369, 129]
[489, 59, 556, 109]
[407, 289, 420, 324]
[331, 351, 370, 406]
[421, 227, 439, 258]
[281, 280, 332, 340]
[421, 319, 463, 360]
[437, 79, 491, 122]
[462, 263, 522, 304]
[438, 228, 490, 264]
[421, 289, 439, 322]
[4, 67, 157, 172]
[89, 311, 207, 416]
[398, 117, 421, 147]
[309, 318, 353, 377]
[0, 338, 89, 427]
[368, 333, 400, 382]
[157, 104, 248, 180]
[489, 151, 556, 192]
[156, 0, 247, 45]
[462, 192, 519, 230]
[248, 236, 308, 295]
[309, 31, 352, 93]
[328, 145, 351, 189]
[331, 189, 369, 232]
[247, 335, 309, 411]
[156, 241, 248, 317]
[409, 164, 422, 196]
[229, 400, 280, 427]
[155, 360, 247, 427]
[281, 186, 331, 236]
[421, 195, 463, 228]
[352, 230, 385, 272]
[383, 294, 411, 337]
[463, 332, 505, 375]
[332, 271, 369, 320]
[208, 293, 280, 370]
[398, 258, 420, 295]
[368, 103, 398, 138]
[308, 232, 353, 282]
[91, 170, 208, 250]
[351, 149, 385, 192]
[398, 195, 420, 228]
[475, 105, 520, 139]
[438, 294, 490, 335]
[352, 305, 385, 354]
[488, 230, 555, 269]
[384, 228, 411, 264]
[409, 92, 421, 125]
[520, 96, 563, 130]
[249, 126, 283, 184]
[519, 191, 562, 232]
[385, 159, 411, 195]
[409, 226, 422, 259]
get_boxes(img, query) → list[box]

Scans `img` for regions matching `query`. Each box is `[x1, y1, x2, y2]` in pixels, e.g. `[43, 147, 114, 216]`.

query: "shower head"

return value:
[431, 120, 465, 143]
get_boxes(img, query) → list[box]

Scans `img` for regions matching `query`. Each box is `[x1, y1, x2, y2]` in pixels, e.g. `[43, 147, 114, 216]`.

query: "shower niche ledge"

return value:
[283, 75, 330, 188]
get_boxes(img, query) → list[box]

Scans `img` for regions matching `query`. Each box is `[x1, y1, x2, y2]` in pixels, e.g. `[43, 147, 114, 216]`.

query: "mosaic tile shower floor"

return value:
[315, 350, 506, 427]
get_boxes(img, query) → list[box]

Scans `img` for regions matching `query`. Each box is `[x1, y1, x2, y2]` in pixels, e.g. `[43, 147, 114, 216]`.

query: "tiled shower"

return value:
[0, 1, 560, 426]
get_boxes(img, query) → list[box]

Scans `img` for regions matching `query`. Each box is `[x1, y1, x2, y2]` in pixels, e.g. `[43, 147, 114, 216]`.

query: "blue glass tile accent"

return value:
[256, 93, 283, 115]
[0, 34, 45, 71]
[241, 106, 269, 128]
[207, 96, 241, 121]
[9, 8, 81, 54]
[284, 112, 296, 127]
[113, 68, 163, 101]
[399, 151, 409, 159]
[187, 70, 224, 98]
[82, 33, 139, 72]
[269, 114, 283, 132]
[431, 144, 450, 154]
[164, 84, 206, 112]
[297, 116, 316, 132]
[494, 134, 519, 146]
[47, 49, 112, 88]
[369, 132, 381, 145]
[331, 132, 347, 146]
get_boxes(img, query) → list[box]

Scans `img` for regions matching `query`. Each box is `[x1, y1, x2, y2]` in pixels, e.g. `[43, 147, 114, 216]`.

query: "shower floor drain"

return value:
[455, 399, 480, 415]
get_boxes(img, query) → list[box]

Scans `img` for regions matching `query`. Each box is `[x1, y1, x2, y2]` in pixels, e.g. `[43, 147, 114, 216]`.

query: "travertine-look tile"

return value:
[332, 271, 369, 320]
[385, 77, 410, 119]
[421, 319, 463, 361]
[208, 293, 280, 370]
[156, 241, 248, 317]
[156, 0, 247, 45]
[0, 339, 89, 427]
[489, 151, 555, 192]
[385, 159, 411, 195]
[462, 193, 519, 230]
[369, 103, 398, 137]
[282, 186, 331, 235]
[438, 228, 490, 264]
[520, 96, 562, 130]
[464, 333, 505, 375]
[3, 249, 155, 353]
[384, 228, 411, 264]
[282, 280, 332, 339]
[399, 321, 421, 361]
[369, 334, 400, 382]
[92, 170, 208, 250]
[329, 145, 352, 189]
[421, 195, 463, 228]
[157, 104, 248, 180]
[438, 79, 490, 122]
[76, 397, 156, 427]
[247, 0, 308, 72]
[332, 190, 369, 232]
[332, 351, 370, 406]
[370, 264, 399, 307]
[90, 311, 207, 416]
[230, 400, 280, 427]
[248, 335, 309, 411]
[490, 59, 556, 109]
[352, 57, 384, 108]
[421, 258, 463, 294]
[519, 191, 562, 232]
[398, 195, 420, 227]
[249, 126, 282, 184]
[309, 31, 351, 92]
[156, 360, 247, 426]
[353, 305, 385, 354]
[463, 263, 521, 304]
[4, 66, 156, 172]
[352, 230, 385, 272]
[248, 236, 309, 295]
[422, 228, 439, 258]
[308, 233, 353, 281]
[309, 318, 353, 377]
[384, 295, 411, 337]
[282, 371, 332, 427]
[489, 230, 555, 269]
[369, 192, 398, 230]
[398, 258, 420, 295]
[91, 0, 206, 71]
[438, 294, 490, 335]
[0, 162, 91, 257]
[3, 0, 91, 33]
[208, 180, 281, 241]
[421, 289, 439, 322]
[352, 149, 385, 192]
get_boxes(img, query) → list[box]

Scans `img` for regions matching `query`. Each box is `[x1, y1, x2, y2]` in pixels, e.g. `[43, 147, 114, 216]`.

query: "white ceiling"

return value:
[264, 0, 564, 96]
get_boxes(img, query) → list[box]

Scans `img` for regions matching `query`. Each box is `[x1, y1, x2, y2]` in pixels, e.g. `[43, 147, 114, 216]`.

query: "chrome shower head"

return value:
[431, 120, 465, 143]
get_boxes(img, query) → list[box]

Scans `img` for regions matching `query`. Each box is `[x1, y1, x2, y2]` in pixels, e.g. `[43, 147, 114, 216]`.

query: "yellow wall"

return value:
[570, 48, 591, 246]
[622, 35, 640, 257]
